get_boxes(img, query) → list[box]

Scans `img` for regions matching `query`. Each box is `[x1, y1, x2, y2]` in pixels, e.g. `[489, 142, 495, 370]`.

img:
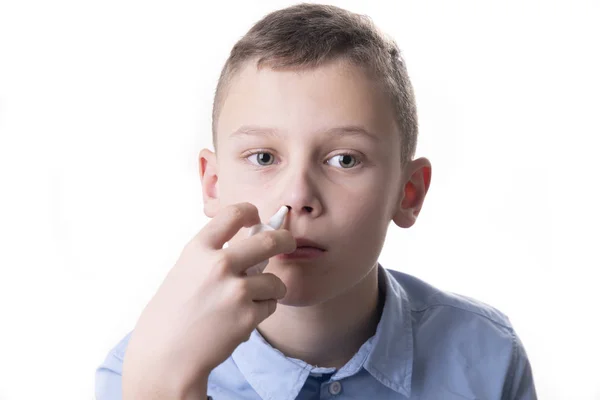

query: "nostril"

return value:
[286, 205, 314, 213]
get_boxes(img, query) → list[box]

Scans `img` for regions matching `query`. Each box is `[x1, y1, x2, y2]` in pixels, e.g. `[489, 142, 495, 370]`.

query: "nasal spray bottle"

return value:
[245, 205, 290, 276]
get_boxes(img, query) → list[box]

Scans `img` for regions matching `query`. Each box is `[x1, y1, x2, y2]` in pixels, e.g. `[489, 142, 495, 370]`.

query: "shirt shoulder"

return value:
[387, 268, 513, 331]
[385, 269, 537, 398]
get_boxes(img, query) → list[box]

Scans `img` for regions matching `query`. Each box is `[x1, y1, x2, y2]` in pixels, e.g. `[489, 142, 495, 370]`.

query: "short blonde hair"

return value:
[212, 3, 418, 167]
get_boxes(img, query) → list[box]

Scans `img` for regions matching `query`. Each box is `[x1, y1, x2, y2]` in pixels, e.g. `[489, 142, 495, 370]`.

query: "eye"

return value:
[247, 151, 276, 166]
[326, 154, 360, 169]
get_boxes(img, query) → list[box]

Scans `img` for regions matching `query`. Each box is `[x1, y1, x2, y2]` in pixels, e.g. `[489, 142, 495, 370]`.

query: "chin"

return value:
[267, 263, 332, 307]
[277, 292, 326, 307]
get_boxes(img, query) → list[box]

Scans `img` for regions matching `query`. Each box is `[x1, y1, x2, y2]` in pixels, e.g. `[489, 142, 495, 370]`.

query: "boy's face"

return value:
[200, 58, 430, 306]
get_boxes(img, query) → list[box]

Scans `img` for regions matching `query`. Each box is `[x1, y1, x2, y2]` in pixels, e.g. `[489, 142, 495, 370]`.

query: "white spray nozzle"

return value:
[245, 205, 290, 275]
[268, 205, 290, 229]
[248, 205, 289, 236]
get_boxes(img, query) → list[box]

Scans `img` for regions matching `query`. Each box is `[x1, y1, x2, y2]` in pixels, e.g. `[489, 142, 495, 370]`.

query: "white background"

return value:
[1, 1, 599, 399]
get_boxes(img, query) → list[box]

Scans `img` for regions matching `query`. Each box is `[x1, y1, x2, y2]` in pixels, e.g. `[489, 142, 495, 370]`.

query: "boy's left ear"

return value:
[199, 148, 220, 218]
[392, 157, 432, 228]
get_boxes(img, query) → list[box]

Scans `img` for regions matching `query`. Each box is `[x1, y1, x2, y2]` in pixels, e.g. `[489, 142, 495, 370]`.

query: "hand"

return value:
[122, 202, 296, 399]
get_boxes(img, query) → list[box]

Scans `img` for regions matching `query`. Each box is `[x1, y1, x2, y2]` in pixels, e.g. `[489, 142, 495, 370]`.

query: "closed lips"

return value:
[294, 238, 326, 250]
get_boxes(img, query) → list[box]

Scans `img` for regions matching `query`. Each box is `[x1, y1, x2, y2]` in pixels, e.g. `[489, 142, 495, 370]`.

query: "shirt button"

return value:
[328, 380, 342, 395]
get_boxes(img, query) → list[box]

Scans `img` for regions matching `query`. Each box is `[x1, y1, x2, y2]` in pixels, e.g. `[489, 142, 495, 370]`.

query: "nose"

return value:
[279, 168, 323, 218]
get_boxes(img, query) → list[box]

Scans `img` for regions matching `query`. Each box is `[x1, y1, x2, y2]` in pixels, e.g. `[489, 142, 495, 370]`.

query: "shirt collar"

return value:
[362, 264, 414, 397]
[232, 329, 317, 400]
[231, 264, 413, 399]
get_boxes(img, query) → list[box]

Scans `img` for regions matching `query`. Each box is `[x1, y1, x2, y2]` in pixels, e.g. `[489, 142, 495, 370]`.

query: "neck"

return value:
[257, 264, 383, 369]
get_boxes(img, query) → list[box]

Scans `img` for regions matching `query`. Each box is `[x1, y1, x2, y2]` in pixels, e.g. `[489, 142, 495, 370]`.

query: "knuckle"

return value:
[228, 279, 249, 304]
[212, 253, 232, 275]
[227, 204, 245, 221]
[240, 202, 258, 214]
[236, 278, 251, 297]
[258, 233, 278, 252]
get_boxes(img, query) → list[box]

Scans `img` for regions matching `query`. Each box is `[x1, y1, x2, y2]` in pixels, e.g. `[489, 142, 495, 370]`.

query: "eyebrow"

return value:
[229, 125, 380, 141]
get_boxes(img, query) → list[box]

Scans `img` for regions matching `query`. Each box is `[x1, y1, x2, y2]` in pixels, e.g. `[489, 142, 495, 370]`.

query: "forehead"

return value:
[215, 58, 398, 146]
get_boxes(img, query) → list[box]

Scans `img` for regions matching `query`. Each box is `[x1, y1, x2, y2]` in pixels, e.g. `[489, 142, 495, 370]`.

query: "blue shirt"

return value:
[96, 265, 537, 399]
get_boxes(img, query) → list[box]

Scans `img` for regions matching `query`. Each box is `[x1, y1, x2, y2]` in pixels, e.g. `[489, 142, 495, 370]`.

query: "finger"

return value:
[243, 273, 287, 301]
[252, 299, 278, 323]
[222, 229, 297, 275]
[196, 203, 261, 250]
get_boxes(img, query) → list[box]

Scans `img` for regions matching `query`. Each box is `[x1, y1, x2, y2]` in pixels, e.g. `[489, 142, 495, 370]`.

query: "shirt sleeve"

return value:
[503, 332, 537, 400]
[95, 333, 214, 400]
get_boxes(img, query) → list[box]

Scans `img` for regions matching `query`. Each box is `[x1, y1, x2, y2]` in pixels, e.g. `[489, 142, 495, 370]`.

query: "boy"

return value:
[96, 3, 537, 399]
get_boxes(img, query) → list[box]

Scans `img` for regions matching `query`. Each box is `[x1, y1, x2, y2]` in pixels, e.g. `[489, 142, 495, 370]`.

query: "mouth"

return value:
[275, 237, 327, 260]
[294, 238, 326, 250]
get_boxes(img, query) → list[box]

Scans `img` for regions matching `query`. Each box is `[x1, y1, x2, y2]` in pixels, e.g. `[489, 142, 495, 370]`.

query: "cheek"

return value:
[337, 173, 395, 222]
[335, 193, 390, 243]
[218, 167, 273, 203]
